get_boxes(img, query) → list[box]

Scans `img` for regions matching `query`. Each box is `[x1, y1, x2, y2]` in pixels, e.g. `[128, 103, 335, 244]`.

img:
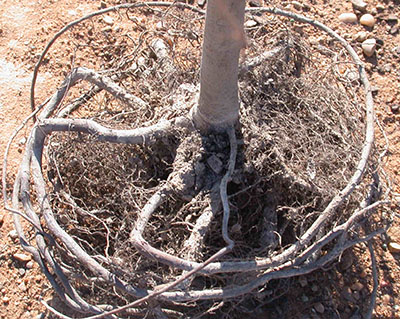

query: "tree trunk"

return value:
[192, 0, 246, 131]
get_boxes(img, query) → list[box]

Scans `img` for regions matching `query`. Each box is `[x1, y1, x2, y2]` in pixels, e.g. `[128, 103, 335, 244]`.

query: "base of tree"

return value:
[3, 3, 391, 318]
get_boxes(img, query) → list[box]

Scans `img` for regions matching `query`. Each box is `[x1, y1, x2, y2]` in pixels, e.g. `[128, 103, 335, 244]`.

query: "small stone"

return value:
[351, 0, 367, 13]
[156, 21, 165, 30]
[339, 251, 353, 270]
[197, 0, 206, 8]
[2, 296, 10, 303]
[376, 4, 385, 12]
[8, 229, 18, 240]
[360, 14, 376, 27]
[390, 26, 399, 35]
[19, 137, 27, 145]
[301, 295, 309, 302]
[382, 294, 391, 305]
[248, 0, 261, 7]
[99, 1, 107, 9]
[292, 1, 303, 10]
[362, 38, 376, 57]
[18, 268, 26, 276]
[388, 242, 400, 253]
[314, 302, 325, 314]
[311, 284, 319, 292]
[102, 16, 114, 26]
[339, 13, 358, 24]
[26, 261, 34, 269]
[18, 282, 27, 292]
[387, 15, 399, 23]
[13, 253, 31, 262]
[351, 282, 364, 291]
[299, 276, 308, 287]
[244, 20, 258, 28]
[354, 31, 369, 42]
[207, 155, 223, 174]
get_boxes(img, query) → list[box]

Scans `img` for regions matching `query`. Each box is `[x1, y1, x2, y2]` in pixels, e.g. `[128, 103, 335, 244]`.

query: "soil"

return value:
[0, 0, 399, 318]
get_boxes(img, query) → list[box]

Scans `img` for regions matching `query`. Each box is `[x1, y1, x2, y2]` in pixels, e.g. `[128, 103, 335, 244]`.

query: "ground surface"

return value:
[0, 0, 399, 318]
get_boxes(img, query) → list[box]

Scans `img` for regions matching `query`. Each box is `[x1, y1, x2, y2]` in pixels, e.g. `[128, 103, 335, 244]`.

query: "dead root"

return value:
[2, 3, 394, 319]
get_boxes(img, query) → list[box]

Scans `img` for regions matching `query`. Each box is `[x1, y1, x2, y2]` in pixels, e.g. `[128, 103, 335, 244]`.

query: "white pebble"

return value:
[339, 13, 358, 23]
[388, 242, 400, 253]
[362, 38, 376, 57]
[360, 14, 376, 27]
[102, 16, 114, 26]
[8, 229, 18, 240]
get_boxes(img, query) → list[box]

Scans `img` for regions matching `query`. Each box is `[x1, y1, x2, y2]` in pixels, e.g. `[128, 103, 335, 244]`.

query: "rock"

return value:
[382, 294, 391, 305]
[102, 16, 114, 26]
[351, 282, 364, 291]
[292, 1, 303, 10]
[207, 155, 223, 174]
[387, 15, 399, 23]
[18, 282, 27, 292]
[362, 38, 376, 57]
[339, 13, 358, 24]
[390, 105, 399, 114]
[13, 253, 31, 262]
[18, 268, 26, 276]
[311, 284, 319, 292]
[8, 229, 18, 240]
[314, 302, 325, 314]
[248, 0, 261, 7]
[244, 20, 258, 28]
[197, 0, 206, 8]
[388, 242, 400, 253]
[351, 0, 367, 13]
[354, 31, 369, 42]
[2, 296, 10, 303]
[389, 25, 399, 35]
[376, 4, 385, 12]
[360, 14, 376, 27]
[301, 295, 309, 302]
[99, 1, 107, 9]
[299, 276, 308, 287]
[339, 251, 353, 270]
[26, 261, 34, 269]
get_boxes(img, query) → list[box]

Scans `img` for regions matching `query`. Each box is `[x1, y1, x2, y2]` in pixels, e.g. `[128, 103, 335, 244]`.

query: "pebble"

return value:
[387, 15, 399, 23]
[351, 0, 367, 13]
[360, 14, 376, 27]
[207, 155, 223, 174]
[351, 282, 364, 291]
[388, 242, 400, 253]
[299, 276, 308, 287]
[376, 4, 385, 12]
[198, 0, 206, 8]
[362, 38, 376, 57]
[13, 253, 31, 262]
[244, 20, 258, 28]
[26, 261, 34, 269]
[354, 31, 369, 42]
[382, 294, 391, 305]
[339, 13, 358, 24]
[18, 268, 26, 276]
[99, 1, 107, 9]
[314, 302, 325, 314]
[18, 282, 27, 292]
[8, 229, 18, 240]
[292, 1, 303, 10]
[390, 105, 399, 114]
[2, 296, 10, 303]
[102, 16, 114, 26]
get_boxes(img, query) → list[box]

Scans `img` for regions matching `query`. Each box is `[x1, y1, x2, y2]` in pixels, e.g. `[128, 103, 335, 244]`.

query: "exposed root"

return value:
[2, 3, 393, 318]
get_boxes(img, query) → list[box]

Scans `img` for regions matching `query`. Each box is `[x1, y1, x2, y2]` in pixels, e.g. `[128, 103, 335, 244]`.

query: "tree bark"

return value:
[192, 0, 246, 131]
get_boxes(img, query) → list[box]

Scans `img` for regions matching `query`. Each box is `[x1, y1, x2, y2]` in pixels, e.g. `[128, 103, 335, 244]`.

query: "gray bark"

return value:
[192, 0, 246, 131]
